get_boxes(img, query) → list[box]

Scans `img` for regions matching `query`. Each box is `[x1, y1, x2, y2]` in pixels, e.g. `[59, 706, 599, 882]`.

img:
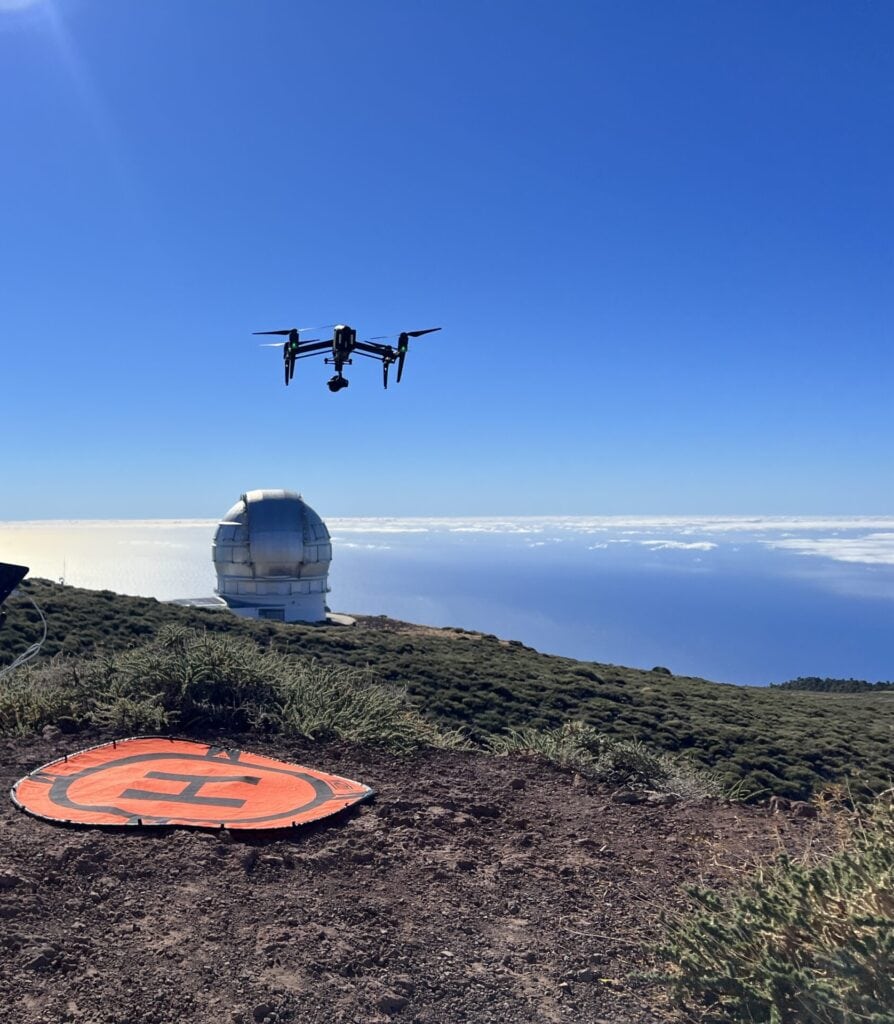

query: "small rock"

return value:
[509, 778, 526, 791]
[645, 791, 680, 806]
[252, 1004, 272, 1023]
[376, 993, 408, 1015]
[574, 967, 598, 983]
[259, 855, 284, 867]
[611, 789, 646, 805]
[0, 871, 22, 890]
[791, 801, 818, 819]
[469, 803, 500, 819]
[682, 796, 716, 809]
[23, 944, 58, 970]
[392, 975, 415, 996]
[350, 850, 373, 865]
[41, 725, 62, 741]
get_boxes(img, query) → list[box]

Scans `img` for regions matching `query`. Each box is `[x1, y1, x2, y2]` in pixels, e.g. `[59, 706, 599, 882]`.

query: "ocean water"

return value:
[1, 515, 892, 686]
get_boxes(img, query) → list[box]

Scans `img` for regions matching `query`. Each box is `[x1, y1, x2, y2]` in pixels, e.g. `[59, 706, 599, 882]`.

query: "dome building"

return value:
[212, 489, 331, 622]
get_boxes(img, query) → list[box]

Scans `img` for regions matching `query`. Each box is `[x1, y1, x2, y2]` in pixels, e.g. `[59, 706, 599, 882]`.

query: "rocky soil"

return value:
[0, 732, 830, 1024]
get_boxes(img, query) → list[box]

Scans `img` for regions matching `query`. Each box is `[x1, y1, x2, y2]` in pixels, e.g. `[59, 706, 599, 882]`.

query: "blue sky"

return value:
[2, 1, 891, 519]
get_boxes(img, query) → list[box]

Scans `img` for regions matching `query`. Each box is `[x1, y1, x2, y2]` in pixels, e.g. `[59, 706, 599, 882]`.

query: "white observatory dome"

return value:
[212, 489, 331, 622]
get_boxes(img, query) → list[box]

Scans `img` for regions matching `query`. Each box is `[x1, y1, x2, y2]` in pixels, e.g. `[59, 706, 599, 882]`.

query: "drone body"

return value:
[255, 323, 442, 392]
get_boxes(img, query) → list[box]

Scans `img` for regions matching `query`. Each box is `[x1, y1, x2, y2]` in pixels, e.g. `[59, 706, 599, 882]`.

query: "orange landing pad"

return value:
[11, 737, 374, 830]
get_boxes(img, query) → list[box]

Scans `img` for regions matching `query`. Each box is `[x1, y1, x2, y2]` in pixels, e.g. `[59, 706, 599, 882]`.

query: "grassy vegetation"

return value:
[3, 579, 894, 799]
[1, 625, 464, 752]
[772, 676, 894, 692]
[489, 721, 726, 799]
[660, 790, 894, 1023]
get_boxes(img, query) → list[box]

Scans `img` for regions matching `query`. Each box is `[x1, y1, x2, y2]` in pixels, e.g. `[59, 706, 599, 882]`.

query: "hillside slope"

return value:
[3, 580, 893, 799]
[0, 730, 832, 1024]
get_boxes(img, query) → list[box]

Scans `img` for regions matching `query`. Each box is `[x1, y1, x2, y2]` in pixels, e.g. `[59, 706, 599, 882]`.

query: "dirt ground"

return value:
[0, 732, 830, 1024]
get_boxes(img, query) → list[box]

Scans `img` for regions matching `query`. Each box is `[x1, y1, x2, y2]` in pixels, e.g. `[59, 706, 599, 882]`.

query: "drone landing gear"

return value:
[327, 375, 349, 393]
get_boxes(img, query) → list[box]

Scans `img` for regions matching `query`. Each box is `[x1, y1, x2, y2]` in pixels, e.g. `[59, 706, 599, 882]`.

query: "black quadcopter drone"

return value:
[255, 323, 442, 392]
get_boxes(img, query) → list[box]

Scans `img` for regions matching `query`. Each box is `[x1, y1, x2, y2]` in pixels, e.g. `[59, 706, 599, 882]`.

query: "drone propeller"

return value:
[253, 324, 335, 336]
[394, 327, 441, 383]
[259, 339, 319, 348]
[365, 327, 442, 342]
[405, 327, 442, 338]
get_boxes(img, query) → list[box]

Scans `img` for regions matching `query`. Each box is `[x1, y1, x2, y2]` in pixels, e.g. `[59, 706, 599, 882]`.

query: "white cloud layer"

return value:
[325, 515, 894, 535]
[640, 540, 718, 551]
[5, 515, 894, 536]
[333, 541, 393, 550]
[765, 533, 894, 566]
[4, 516, 894, 567]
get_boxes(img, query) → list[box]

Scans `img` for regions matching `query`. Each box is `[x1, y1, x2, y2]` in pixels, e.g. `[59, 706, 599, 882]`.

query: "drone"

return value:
[254, 323, 442, 392]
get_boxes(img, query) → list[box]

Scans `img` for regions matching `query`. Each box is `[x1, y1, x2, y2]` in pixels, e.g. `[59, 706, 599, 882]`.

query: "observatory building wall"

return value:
[212, 489, 331, 623]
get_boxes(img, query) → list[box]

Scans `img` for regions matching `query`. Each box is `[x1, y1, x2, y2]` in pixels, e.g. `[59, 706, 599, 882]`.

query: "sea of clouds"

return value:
[1, 516, 892, 685]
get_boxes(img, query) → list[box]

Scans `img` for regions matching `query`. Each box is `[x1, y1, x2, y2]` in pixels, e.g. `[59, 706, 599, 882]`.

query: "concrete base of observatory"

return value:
[170, 596, 354, 626]
[221, 593, 327, 623]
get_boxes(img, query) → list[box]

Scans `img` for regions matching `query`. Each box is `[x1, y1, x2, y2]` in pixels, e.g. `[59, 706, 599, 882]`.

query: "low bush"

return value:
[660, 792, 894, 1023]
[0, 626, 461, 751]
[488, 721, 725, 798]
[0, 658, 90, 736]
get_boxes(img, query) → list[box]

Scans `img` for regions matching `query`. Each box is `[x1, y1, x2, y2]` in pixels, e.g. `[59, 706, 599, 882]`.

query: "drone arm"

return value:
[353, 341, 392, 357]
[291, 341, 332, 356]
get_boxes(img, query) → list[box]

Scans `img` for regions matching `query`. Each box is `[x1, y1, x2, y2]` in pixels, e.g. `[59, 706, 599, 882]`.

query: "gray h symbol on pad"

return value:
[120, 771, 261, 808]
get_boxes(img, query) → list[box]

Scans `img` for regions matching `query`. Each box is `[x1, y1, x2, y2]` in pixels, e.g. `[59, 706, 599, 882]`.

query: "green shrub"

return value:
[660, 793, 894, 1023]
[488, 721, 725, 798]
[0, 658, 92, 735]
[272, 658, 470, 752]
[0, 626, 459, 750]
[89, 625, 287, 732]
